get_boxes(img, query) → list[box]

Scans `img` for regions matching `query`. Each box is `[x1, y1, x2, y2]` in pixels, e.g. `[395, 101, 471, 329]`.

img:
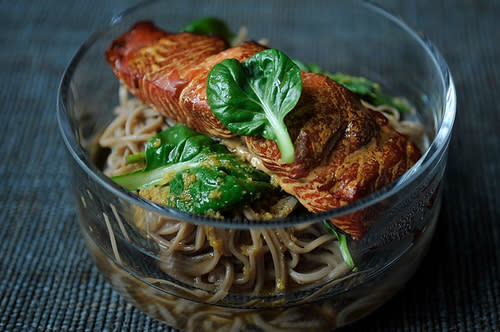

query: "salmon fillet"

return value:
[105, 21, 422, 239]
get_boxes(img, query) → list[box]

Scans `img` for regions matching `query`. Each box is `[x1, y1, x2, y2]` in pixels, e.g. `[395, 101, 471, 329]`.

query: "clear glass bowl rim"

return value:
[56, 0, 457, 229]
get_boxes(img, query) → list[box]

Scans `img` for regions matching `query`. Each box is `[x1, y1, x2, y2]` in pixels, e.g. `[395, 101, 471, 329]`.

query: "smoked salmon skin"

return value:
[105, 21, 421, 239]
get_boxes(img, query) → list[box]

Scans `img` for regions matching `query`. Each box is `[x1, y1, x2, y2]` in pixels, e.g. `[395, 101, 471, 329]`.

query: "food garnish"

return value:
[112, 124, 273, 214]
[207, 49, 302, 164]
[181, 16, 234, 42]
[323, 221, 356, 270]
[294, 60, 411, 113]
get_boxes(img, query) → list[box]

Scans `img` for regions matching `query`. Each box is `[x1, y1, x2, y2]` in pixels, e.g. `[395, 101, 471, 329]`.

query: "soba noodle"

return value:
[98, 81, 424, 303]
[90, 22, 433, 330]
[99, 86, 353, 301]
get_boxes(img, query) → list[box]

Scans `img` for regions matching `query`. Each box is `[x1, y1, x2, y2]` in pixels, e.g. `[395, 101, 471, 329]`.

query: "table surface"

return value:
[1, 1, 499, 331]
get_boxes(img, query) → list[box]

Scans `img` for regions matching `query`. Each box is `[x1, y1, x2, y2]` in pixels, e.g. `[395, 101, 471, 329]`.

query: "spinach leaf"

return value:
[207, 48, 302, 164]
[181, 17, 234, 42]
[112, 124, 274, 214]
[294, 59, 410, 113]
[323, 220, 356, 270]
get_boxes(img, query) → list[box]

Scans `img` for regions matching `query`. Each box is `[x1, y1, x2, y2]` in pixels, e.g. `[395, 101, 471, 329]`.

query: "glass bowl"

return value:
[57, 0, 456, 331]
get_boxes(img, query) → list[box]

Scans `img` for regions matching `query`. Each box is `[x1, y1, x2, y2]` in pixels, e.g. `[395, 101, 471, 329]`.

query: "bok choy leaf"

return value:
[112, 124, 274, 214]
[207, 48, 302, 164]
[293, 60, 410, 113]
[181, 17, 234, 42]
[323, 220, 356, 270]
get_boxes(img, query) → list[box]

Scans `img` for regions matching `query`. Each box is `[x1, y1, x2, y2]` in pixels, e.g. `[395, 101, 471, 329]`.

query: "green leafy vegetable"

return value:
[294, 60, 410, 113]
[323, 221, 356, 270]
[142, 124, 220, 171]
[181, 17, 234, 42]
[125, 152, 145, 165]
[207, 48, 302, 164]
[112, 125, 274, 214]
[166, 154, 272, 214]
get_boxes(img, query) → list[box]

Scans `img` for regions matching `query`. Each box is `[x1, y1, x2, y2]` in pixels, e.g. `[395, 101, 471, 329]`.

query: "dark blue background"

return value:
[1, 1, 498, 331]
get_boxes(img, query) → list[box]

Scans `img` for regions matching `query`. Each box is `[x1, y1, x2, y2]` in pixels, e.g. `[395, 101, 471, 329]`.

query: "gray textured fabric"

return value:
[0, 0, 498, 331]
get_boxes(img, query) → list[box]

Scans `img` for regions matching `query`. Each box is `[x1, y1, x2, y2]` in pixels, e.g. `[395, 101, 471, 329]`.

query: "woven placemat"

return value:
[0, 0, 498, 331]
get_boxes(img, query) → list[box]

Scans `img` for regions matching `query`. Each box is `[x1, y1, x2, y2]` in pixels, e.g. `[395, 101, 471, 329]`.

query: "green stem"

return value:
[274, 121, 295, 163]
[126, 152, 145, 164]
[112, 159, 200, 191]
[263, 107, 294, 163]
[323, 221, 357, 270]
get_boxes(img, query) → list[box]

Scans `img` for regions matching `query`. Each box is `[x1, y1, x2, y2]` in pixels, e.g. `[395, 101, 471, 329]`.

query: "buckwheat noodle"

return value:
[97, 82, 424, 330]
[99, 85, 352, 300]
[99, 82, 425, 299]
